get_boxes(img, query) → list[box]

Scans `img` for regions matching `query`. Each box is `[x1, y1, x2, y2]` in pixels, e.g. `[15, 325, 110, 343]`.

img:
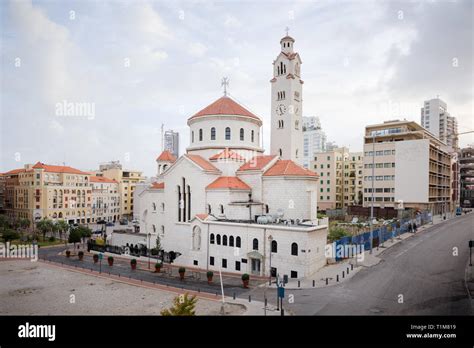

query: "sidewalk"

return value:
[268, 214, 458, 290]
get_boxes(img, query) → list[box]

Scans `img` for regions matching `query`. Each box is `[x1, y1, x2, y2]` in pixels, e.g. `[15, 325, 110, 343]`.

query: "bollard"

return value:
[347, 267, 349, 274]
[265, 298, 268, 307]
[351, 264, 354, 271]
[336, 275, 339, 282]
[298, 280, 300, 288]
[326, 278, 328, 285]
[342, 271, 345, 278]
[249, 295, 251, 303]
[233, 293, 236, 300]
[312, 279, 315, 287]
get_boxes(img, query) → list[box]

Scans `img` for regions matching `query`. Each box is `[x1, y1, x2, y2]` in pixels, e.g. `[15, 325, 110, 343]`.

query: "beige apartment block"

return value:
[310, 147, 363, 210]
[2, 162, 92, 224]
[99, 161, 145, 220]
[363, 120, 452, 214]
[90, 176, 121, 223]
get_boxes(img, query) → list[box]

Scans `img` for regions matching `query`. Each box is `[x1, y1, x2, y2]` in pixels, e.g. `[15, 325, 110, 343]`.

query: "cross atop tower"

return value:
[285, 26, 290, 36]
[221, 77, 229, 96]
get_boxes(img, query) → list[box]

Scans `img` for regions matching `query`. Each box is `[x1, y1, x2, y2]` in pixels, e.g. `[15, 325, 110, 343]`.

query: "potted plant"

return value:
[65, 250, 71, 258]
[155, 261, 163, 273]
[179, 267, 186, 280]
[130, 258, 137, 270]
[78, 251, 84, 261]
[107, 256, 114, 266]
[241, 273, 250, 288]
[207, 271, 214, 284]
[93, 254, 99, 263]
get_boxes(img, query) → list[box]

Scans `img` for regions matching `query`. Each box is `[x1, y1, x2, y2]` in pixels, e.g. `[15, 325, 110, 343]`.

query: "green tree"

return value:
[76, 225, 92, 245]
[1, 228, 20, 243]
[160, 293, 197, 316]
[0, 215, 9, 229]
[54, 220, 69, 241]
[328, 226, 350, 242]
[68, 228, 82, 248]
[36, 219, 54, 241]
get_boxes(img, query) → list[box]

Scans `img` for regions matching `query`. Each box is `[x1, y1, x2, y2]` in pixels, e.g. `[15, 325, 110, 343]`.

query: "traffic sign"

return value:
[278, 286, 285, 299]
[98, 253, 103, 260]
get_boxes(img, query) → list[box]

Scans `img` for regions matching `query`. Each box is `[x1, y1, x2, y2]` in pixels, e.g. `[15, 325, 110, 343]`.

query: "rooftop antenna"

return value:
[221, 77, 229, 96]
[161, 123, 164, 152]
[285, 26, 289, 36]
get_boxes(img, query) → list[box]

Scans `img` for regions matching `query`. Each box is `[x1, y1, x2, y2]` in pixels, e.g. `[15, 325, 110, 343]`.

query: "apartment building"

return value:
[421, 98, 458, 150]
[99, 161, 145, 220]
[302, 116, 327, 169]
[2, 162, 92, 224]
[459, 146, 474, 208]
[311, 147, 363, 210]
[363, 120, 452, 214]
[90, 176, 121, 223]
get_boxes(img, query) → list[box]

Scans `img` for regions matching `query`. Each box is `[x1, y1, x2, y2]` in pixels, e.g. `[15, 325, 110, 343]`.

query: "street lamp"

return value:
[268, 235, 273, 285]
[370, 132, 375, 254]
[147, 232, 151, 269]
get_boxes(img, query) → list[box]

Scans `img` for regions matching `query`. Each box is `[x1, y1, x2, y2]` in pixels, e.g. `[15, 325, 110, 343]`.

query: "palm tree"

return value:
[55, 220, 69, 241]
[36, 218, 54, 242]
[160, 293, 197, 316]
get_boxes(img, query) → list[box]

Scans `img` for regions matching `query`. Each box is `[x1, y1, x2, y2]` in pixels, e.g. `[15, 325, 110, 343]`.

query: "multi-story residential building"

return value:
[363, 120, 452, 214]
[99, 161, 145, 220]
[2, 162, 92, 224]
[302, 116, 326, 169]
[325, 141, 339, 151]
[0, 174, 5, 212]
[164, 129, 180, 159]
[420, 97, 458, 150]
[459, 146, 474, 208]
[311, 147, 363, 210]
[90, 176, 121, 223]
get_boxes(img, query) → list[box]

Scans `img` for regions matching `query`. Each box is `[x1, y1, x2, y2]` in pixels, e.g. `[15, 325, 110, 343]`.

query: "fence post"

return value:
[351, 264, 354, 271]
[336, 275, 339, 282]
[342, 271, 345, 278]
[312, 279, 315, 287]
[298, 280, 300, 288]
[326, 278, 328, 285]
[248, 295, 251, 303]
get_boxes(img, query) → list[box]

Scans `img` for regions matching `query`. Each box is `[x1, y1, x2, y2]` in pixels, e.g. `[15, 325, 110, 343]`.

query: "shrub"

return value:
[241, 273, 250, 281]
[48, 236, 56, 242]
[206, 271, 213, 278]
[78, 251, 84, 257]
[65, 250, 71, 257]
[130, 259, 137, 265]
[108, 256, 114, 261]
[328, 226, 350, 242]
[160, 293, 197, 316]
[155, 261, 163, 268]
[179, 267, 186, 273]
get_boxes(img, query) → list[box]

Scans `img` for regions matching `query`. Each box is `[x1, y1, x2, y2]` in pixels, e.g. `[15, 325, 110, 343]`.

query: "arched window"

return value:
[207, 204, 212, 214]
[191, 131, 194, 143]
[216, 234, 221, 245]
[279, 149, 283, 157]
[277, 66, 280, 75]
[225, 127, 231, 140]
[236, 236, 241, 248]
[271, 240, 278, 253]
[161, 203, 165, 212]
[223, 235, 227, 246]
[211, 127, 216, 140]
[210, 233, 215, 244]
[253, 238, 258, 251]
[199, 128, 203, 141]
[240, 128, 244, 141]
[152, 202, 156, 211]
[161, 225, 165, 234]
[291, 242, 298, 256]
[265, 204, 269, 214]
[251, 130, 254, 142]
[296, 149, 299, 158]
[152, 224, 156, 233]
[192, 226, 201, 251]
[219, 204, 224, 214]
[229, 236, 234, 247]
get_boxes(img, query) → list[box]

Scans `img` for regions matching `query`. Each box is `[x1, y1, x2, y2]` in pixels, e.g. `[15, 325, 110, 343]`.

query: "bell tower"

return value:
[270, 29, 303, 164]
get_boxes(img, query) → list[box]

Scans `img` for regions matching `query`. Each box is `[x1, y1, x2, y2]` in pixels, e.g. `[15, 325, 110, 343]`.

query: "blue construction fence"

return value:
[333, 211, 432, 261]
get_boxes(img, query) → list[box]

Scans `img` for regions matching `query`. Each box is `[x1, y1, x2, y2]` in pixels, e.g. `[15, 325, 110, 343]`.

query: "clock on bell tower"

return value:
[270, 29, 303, 164]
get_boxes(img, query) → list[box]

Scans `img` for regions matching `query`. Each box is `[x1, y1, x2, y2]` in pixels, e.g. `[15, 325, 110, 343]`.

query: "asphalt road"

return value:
[283, 213, 474, 315]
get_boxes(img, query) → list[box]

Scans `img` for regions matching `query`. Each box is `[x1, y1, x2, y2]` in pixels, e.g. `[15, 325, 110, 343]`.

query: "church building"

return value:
[123, 34, 328, 279]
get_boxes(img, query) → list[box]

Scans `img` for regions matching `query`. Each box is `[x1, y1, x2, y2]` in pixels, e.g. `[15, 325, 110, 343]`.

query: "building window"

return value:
[240, 128, 244, 141]
[223, 235, 228, 246]
[236, 236, 241, 248]
[152, 202, 156, 211]
[291, 242, 298, 256]
[229, 236, 234, 247]
[210, 233, 215, 244]
[199, 128, 203, 141]
[251, 130, 255, 142]
[216, 234, 221, 245]
[252, 238, 258, 251]
[207, 204, 212, 214]
[291, 271, 298, 279]
[211, 127, 216, 140]
[219, 204, 224, 214]
[222, 258, 227, 268]
[235, 261, 241, 271]
[271, 240, 278, 253]
[225, 127, 231, 140]
[279, 149, 283, 157]
[210, 256, 214, 265]
[191, 131, 194, 143]
[265, 204, 269, 214]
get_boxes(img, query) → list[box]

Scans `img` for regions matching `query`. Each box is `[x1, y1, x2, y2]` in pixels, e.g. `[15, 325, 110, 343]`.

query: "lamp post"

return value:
[370, 132, 375, 254]
[147, 232, 151, 269]
[268, 235, 273, 285]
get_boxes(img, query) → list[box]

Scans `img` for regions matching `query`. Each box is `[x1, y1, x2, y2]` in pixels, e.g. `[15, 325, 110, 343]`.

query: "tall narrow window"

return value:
[240, 128, 244, 141]
[271, 240, 278, 253]
[177, 185, 181, 221]
[217, 234, 221, 245]
[199, 129, 203, 141]
[229, 236, 234, 247]
[236, 236, 241, 248]
[219, 204, 224, 214]
[225, 127, 231, 140]
[223, 235, 227, 246]
[251, 130, 255, 142]
[210, 233, 215, 244]
[187, 185, 191, 222]
[191, 131, 194, 143]
[211, 127, 216, 140]
[291, 242, 298, 256]
[253, 238, 258, 251]
[279, 149, 282, 157]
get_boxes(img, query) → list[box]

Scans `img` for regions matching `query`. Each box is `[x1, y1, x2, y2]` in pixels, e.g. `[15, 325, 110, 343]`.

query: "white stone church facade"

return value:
[125, 34, 328, 279]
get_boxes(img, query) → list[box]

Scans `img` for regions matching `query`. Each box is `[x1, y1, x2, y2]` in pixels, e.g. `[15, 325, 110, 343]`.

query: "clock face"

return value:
[276, 104, 287, 116]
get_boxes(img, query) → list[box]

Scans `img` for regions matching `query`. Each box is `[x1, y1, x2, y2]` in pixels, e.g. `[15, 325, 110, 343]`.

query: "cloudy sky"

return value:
[1, 0, 472, 177]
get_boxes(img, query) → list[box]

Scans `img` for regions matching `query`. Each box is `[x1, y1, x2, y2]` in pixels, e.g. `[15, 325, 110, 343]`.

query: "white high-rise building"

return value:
[270, 34, 304, 164]
[420, 98, 458, 150]
[302, 116, 327, 169]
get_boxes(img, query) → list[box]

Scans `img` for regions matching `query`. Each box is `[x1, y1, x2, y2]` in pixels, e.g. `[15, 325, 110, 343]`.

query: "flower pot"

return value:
[131, 263, 136, 270]
[93, 255, 99, 264]
[242, 279, 249, 288]
[207, 276, 213, 284]
[179, 272, 185, 280]
[65, 251, 71, 258]
[108, 259, 114, 266]
[155, 266, 161, 273]
[78, 254, 84, 261]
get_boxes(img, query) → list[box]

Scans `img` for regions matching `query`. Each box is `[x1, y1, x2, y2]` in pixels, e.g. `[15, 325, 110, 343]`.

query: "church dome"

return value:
[187, 96, 261, 125]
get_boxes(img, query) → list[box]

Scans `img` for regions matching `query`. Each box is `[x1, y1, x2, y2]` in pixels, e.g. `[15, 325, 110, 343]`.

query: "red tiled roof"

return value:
[188, 96, 260, 122]
[32, 162, 88, 175]
[206, 176, 251, 190]
[90, 176, 118, 184]
[151, 182, 165, 189]
[3, 168, 27, 175]
[209, 148, 245, 161]
[238, 155, 277, 171]
[185, 154, 220, 172]
[156, 150, 177, 162]
[263, 160, 318, 177]
[195, 213, 209, 220]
